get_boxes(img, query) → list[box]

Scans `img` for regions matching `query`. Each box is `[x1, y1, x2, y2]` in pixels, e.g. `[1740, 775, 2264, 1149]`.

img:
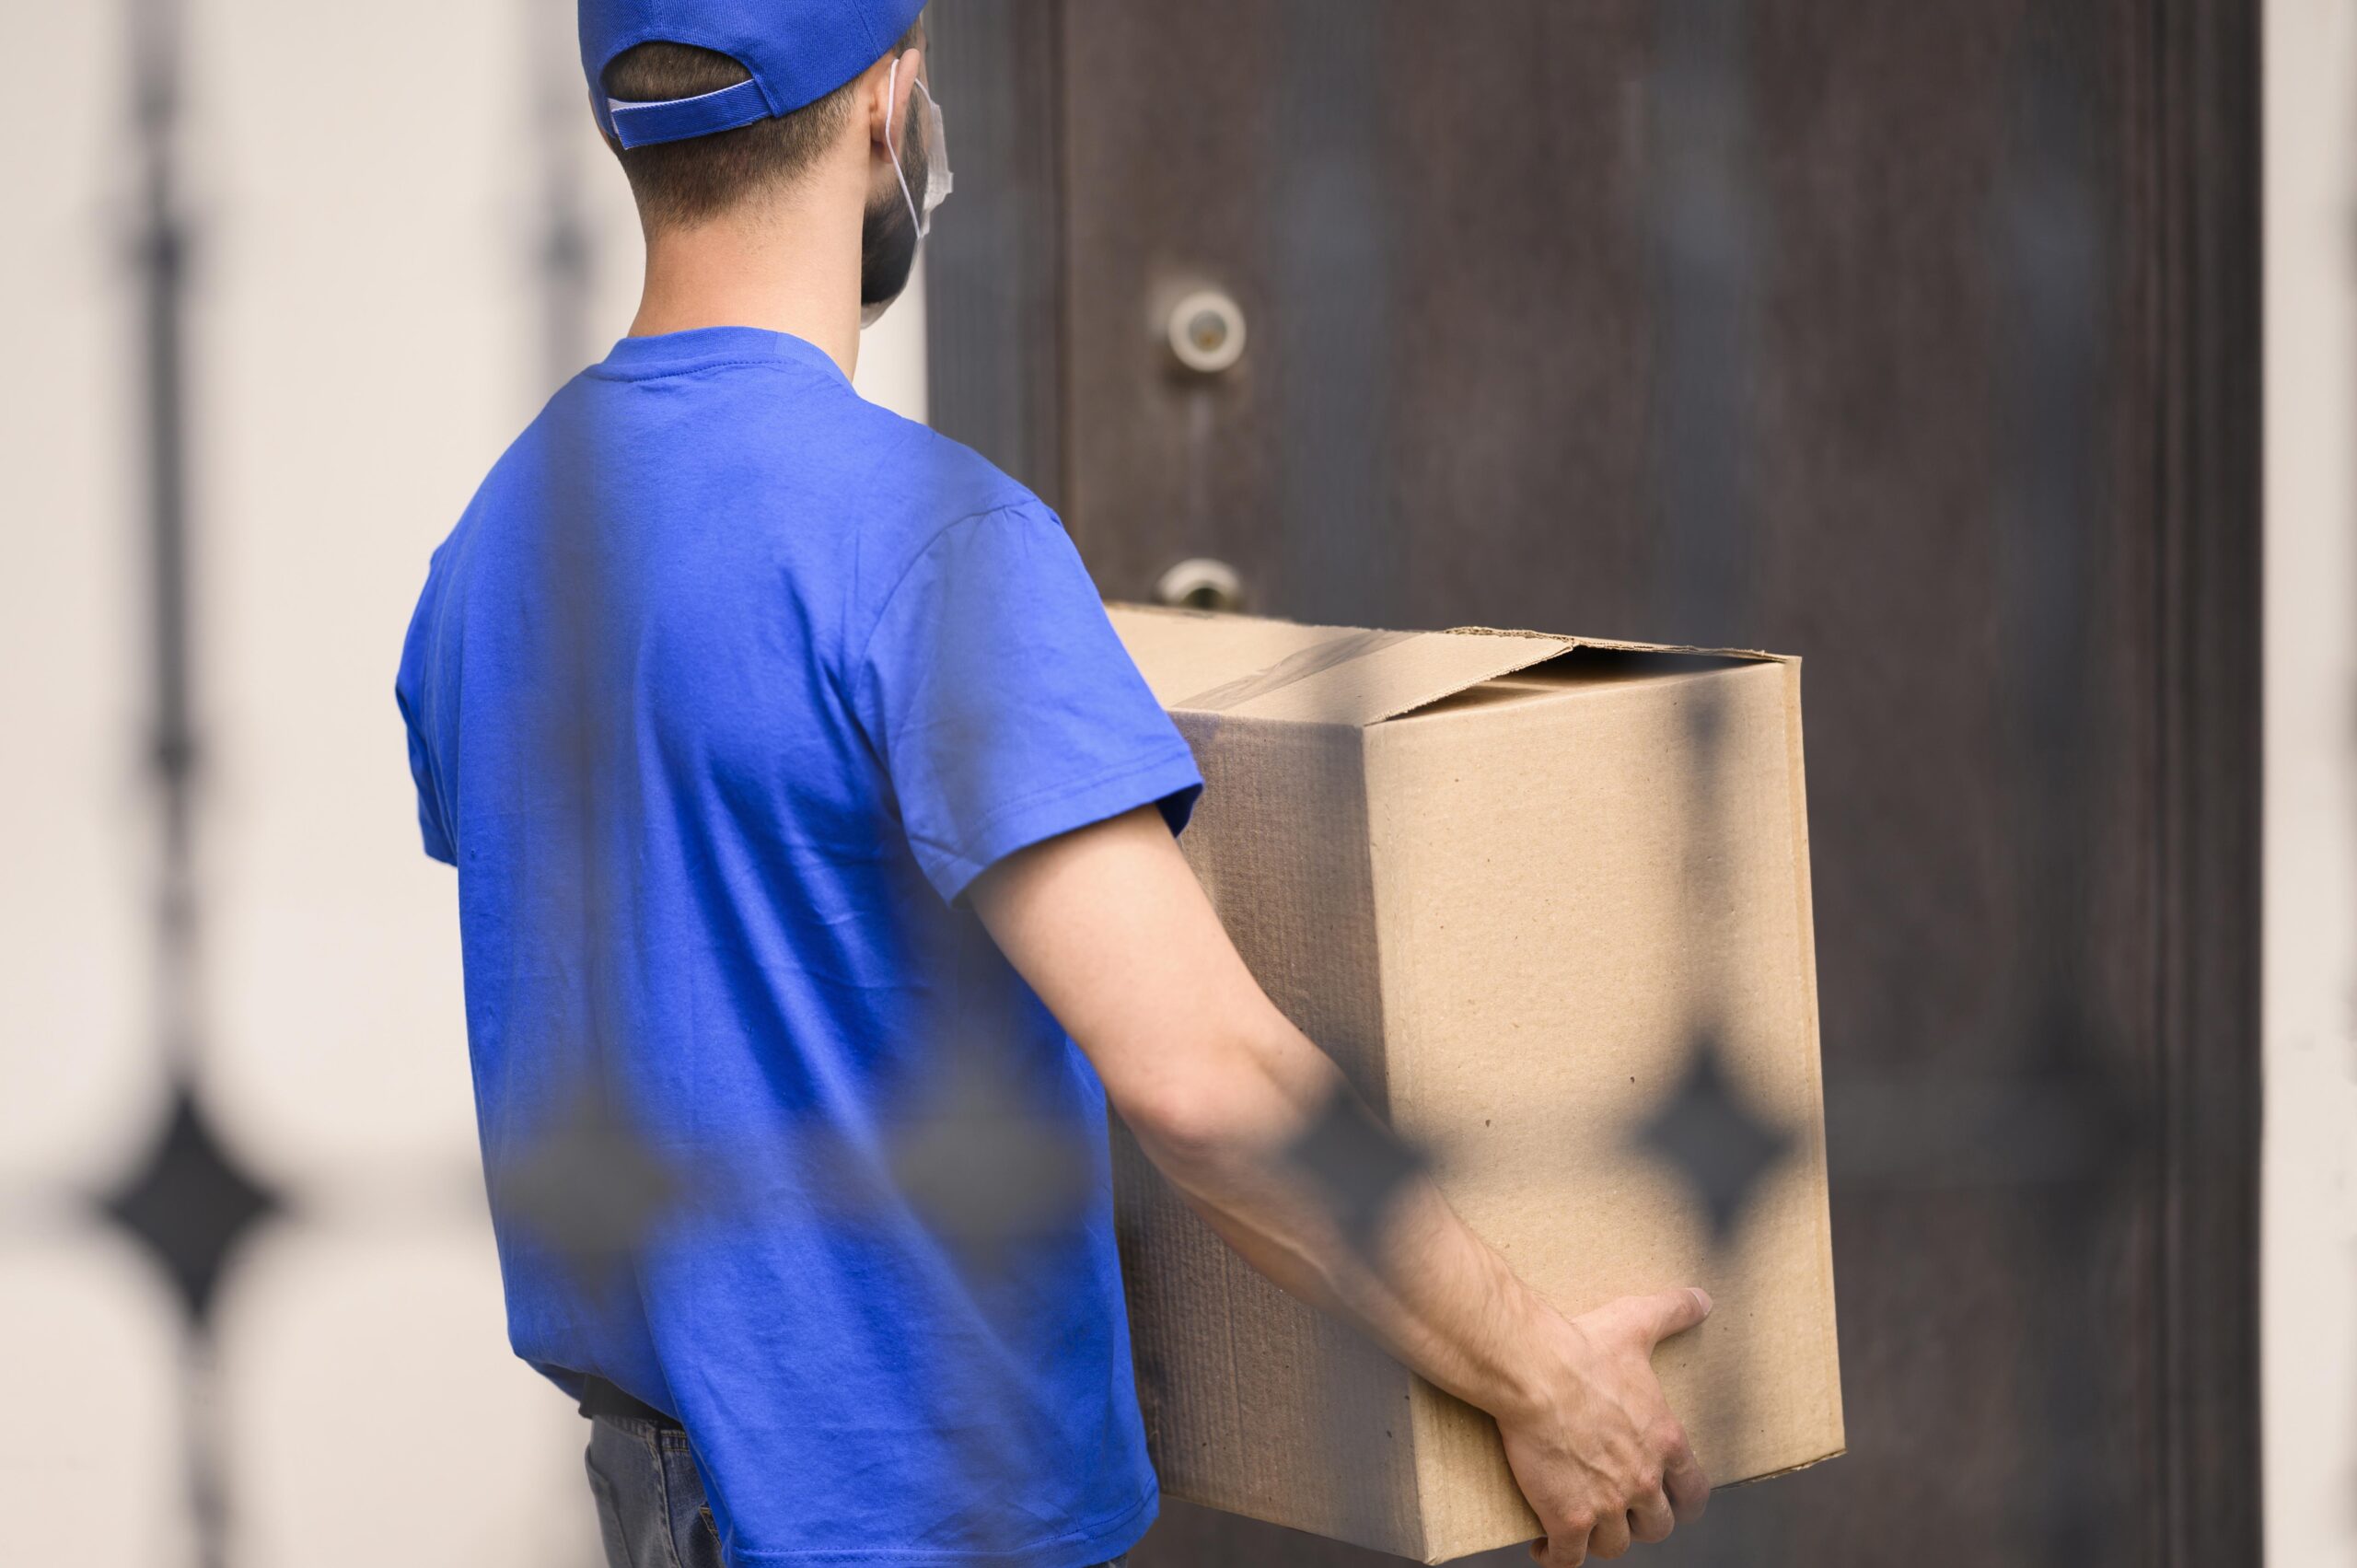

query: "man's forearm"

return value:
[972, 805, 1562, 1425]
[1126, 1029, 1558, 1430]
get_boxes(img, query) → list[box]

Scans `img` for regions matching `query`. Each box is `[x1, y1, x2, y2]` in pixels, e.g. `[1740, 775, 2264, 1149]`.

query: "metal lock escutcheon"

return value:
[1167, 290, 1248, 376]
[1154, 558, 1246, 613]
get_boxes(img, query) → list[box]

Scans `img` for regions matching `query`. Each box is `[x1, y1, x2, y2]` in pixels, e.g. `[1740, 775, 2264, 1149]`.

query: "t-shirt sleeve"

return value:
[395, 583, 459, 867]
[852, 504, 1202, 905]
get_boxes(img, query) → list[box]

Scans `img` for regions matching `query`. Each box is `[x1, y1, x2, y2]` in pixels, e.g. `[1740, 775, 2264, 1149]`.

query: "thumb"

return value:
[1624, 1286, 1713, 1348]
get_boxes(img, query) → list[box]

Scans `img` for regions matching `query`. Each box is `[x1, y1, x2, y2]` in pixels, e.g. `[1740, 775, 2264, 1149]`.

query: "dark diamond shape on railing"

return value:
[1635, 1032, 1794, 1242]
[498, 1086, 682, 1298]
[100, 1081, 280, 1324]
[1283, 1086, 1430, 1257]
[888, 1057, 1097, 1267]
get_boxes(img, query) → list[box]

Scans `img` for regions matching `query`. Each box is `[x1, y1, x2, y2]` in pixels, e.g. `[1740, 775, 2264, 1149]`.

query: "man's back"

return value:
[397, 326, 1202, 1565]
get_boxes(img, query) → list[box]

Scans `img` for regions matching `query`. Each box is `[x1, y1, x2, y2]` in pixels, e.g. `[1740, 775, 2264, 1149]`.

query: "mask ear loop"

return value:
[884, 55, 926, 239]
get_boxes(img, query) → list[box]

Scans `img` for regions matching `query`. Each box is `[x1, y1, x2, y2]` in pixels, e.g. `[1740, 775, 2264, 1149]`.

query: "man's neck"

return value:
[627, 157, 868, 380]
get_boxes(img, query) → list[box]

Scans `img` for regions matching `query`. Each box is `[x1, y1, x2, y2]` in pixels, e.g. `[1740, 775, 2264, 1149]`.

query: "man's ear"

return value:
[863, 48, 925, 152]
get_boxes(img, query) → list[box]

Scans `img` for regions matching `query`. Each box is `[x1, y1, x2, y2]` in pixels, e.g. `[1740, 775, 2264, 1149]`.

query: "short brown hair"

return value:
[603, 21, 923, 231]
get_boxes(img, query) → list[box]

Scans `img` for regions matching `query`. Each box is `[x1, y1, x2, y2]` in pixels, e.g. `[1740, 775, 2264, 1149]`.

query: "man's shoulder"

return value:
[795, 397, 1057, 575]
[633, 360, 1043, 528]
[865, 419, 1048, 536]
[446, 365, 1058, 611]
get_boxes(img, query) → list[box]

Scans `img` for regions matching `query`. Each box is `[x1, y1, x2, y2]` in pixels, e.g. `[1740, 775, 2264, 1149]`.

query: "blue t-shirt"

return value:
[395, 327, 1202, 1566]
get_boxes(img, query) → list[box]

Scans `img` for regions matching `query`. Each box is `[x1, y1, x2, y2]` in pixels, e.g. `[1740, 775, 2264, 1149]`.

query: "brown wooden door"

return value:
[929, 3, 2258, 1564]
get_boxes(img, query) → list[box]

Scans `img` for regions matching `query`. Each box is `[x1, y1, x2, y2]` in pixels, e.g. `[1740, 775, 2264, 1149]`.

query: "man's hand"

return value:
[971, 806, 1712, 1561]
[1497, 1290, 1713, 1565]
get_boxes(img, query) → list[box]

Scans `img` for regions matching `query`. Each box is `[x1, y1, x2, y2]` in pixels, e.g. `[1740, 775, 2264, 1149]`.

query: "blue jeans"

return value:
[584, 1414, 1131, 1568]
[586, 1415, 726, 1568]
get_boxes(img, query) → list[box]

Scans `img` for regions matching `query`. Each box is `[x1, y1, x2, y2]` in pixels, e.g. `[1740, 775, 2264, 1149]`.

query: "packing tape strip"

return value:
[1172, 629, 1419, 714]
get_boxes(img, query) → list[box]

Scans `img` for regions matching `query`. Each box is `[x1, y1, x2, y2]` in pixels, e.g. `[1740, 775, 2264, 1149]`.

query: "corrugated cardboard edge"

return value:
[1446, 624, 1789, 667]
[1774, 658, 1848, 1456]
[1724, 1443, 1848, 1491]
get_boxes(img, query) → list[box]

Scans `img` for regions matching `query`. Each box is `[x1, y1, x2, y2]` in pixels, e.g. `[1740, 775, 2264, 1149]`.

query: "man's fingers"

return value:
[1529, 1532, 1586, 1568]
[1627, 1488, 1676, 1544]
[1586, 1508, 1633, 1560]
[1665, 1437, 1711, 1522]
[1627, 1285, 1713, 1347]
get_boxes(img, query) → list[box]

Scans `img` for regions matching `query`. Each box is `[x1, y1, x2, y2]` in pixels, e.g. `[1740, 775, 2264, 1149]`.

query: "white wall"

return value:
[0, 0, 925, 1562]
[2264, 3, 2357, 1565]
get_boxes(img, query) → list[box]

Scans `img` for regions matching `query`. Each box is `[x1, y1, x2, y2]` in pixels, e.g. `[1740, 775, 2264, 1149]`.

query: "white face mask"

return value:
[862, 56, 953, 330]
[887, 54, 952, 240]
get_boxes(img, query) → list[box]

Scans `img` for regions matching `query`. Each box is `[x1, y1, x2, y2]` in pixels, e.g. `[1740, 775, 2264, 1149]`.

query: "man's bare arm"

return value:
[970, 806, 1711, 1567]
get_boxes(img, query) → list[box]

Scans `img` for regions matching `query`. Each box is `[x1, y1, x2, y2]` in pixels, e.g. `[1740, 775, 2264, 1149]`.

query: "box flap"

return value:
[1109, 604, 1575, 728]
[1446, 625, 1792, 667]
[1105, 605, 1361, 707]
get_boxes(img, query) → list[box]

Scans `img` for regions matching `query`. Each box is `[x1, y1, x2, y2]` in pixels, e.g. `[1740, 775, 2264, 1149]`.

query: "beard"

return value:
[860, 92, 930, 315]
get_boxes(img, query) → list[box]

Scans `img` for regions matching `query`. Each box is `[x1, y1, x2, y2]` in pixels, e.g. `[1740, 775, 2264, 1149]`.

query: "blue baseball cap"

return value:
[582, 0, 929, 150]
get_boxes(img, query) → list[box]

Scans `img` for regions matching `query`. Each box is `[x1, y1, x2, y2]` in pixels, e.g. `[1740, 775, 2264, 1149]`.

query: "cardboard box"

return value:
[1106, 605, 1843, 1564]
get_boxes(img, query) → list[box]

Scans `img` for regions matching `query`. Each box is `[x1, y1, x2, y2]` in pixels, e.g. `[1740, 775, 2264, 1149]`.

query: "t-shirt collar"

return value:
[593, 326, 850, 386]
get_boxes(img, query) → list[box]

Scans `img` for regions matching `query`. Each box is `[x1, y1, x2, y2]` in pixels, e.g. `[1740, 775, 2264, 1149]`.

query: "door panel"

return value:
[929, 3, 2258, 1563]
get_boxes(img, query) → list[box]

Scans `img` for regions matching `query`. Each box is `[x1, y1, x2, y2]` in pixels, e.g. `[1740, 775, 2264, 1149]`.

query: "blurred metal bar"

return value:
[131, 0, 199, 1075]
[481, 0, 689, 1329]
[923, 0, 1070, 506]
[122, 6, 243, 1566]
[533, 0, 599, 383]
[1649, 0, 1758, 654]
[1643, 6, 1777, 1568]
[1273, 0, 1398, 629]
[1994, 17, 2131, 1565]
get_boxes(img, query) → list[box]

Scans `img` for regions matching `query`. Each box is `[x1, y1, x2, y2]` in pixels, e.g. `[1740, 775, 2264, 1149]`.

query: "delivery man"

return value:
[396, 3, 1712, 1564]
